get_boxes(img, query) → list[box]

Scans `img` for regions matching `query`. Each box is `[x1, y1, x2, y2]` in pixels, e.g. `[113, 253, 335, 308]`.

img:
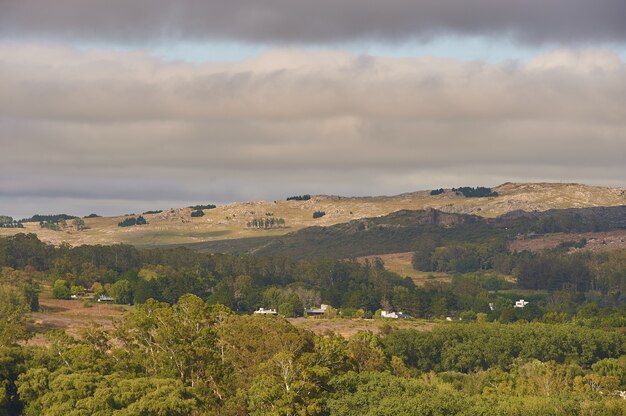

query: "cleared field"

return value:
[288, 317, 434, 338]
[26, 296, 128, 346]
[356, 252, 452, 285]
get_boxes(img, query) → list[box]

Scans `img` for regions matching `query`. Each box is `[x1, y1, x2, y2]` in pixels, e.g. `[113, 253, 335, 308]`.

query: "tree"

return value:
[109, 279, 133, 304]
[0, 285, 29, 346]
[72, 218, 86, 231]
[52, 279, 71, 300]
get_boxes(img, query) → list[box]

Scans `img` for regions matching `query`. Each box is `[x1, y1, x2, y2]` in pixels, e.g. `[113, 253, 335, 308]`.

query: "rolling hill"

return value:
[0, 182, 624, 249]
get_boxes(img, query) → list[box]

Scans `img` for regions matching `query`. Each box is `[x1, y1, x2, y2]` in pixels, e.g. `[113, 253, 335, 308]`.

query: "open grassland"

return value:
[2, 182, 624, 248]
[355, 252, 452, 285]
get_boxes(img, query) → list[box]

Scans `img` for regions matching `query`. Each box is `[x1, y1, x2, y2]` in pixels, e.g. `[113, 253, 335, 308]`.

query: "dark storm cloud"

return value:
[0, 0, 625, 45]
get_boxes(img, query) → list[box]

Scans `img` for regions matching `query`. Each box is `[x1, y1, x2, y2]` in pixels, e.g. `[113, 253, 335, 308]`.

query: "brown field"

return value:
[26, 296, 128, 345]
[2, 182, 623, 248]
[288, 317, 434, 338]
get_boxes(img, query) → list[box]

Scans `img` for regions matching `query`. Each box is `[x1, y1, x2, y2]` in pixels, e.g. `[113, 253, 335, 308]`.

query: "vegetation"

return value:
[452, 186, 498, 197]
[246, 217, 285, 229]
[83, 213, 100, 218]
[19, 214, 77, 223]
[189, 204, 216, 210]
[287, 194, 311, 201]
[142, 210, 162, 215]
[0, 226, 625, 414]
[0, 217, 23, 229]
[117, 216, 148, 227]
[313, 211, 326, 219]
[1, 293, 625, 415]
[430, 188, 444, 195]
[191, 210, 205, 218]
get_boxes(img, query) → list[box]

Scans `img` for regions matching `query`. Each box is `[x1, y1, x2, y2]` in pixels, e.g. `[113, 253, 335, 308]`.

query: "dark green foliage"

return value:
[83, 213, 100, 218]
[117, 216, 148, 227]
[286, 195, 311, 201]
[382, 323, 625, 373]
[142, 210, 162, 215]
[188, 204, 216, 210]
[190, 210, 204, 217]
[452, 186, 498, 197]
[19, 214, 77, 224]
[313, 211, 326, 219]
[430, 188, 444, 195]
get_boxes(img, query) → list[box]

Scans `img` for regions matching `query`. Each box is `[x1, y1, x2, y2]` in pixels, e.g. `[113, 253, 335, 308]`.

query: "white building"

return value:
[381, 310, 409, 319]
[514, 299, 529, 308]
[254, 307, 278, 315]
[305, 304, 329, 316]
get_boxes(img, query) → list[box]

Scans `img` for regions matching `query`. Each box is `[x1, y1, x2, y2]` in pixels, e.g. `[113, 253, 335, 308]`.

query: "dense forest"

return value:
[1, 290, 626, 414]
[1, 201, 625, 414]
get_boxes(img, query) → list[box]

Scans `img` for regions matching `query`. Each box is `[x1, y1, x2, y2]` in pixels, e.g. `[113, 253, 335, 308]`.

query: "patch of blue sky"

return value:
[146, 35, 626, 64]
[7, 34, 624, 64]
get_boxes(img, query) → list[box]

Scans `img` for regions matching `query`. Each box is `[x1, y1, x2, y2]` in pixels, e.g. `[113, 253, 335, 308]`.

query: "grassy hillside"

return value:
[0, 182, 623, 248]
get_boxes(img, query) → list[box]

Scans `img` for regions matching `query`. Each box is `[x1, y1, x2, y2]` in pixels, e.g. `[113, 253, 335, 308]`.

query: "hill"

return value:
[0, 182, 623, 248]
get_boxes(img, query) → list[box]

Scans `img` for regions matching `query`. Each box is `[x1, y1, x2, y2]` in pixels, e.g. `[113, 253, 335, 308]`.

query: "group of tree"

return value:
[117, 216, 148, 227]
[19, 214, 78, 223]
[0, 216, 23, 229]
[452, 187, 499, 197]
[246, 217, 286, 229]
[287, 194, 311, 201]
[2, 293, 626, 415]
[142, 210, 162, 215]
[313, 211, 326, 219]
[191, 210, 204, 218]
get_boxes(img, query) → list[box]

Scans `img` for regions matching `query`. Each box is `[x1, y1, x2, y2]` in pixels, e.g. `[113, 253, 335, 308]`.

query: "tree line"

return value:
[1, 292, 625, 415]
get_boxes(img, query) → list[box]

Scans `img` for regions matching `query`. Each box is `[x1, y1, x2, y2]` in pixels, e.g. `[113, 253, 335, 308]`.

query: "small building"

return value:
[254, 307, 278, 315]
[488, 302, 495, 311]
[97, 295, 115, 303]
[305, 304, 329, 316]
[381, 310, 410, 319]
[514, 299, 529, 308]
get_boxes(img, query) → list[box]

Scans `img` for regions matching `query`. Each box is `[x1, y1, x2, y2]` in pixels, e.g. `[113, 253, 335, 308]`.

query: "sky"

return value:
[1, 1, 625, 218]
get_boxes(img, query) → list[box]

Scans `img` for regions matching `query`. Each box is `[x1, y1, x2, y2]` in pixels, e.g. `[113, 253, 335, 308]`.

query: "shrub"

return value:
[191, 210, 205, 218]
[313, 211, 326, 219]
[118, 216, 148, 227]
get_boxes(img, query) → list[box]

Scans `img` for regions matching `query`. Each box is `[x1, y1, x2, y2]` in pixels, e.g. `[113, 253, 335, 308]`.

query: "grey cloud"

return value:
[0, 45, 624, 218]
[0, 1, 625, 45]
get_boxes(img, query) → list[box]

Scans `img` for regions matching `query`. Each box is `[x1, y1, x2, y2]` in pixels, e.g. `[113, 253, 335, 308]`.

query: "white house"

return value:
[254, 307, 278, 315]
[381, 311, 409, 319]
[97, 295, 115, 303]
[514, 299, 529, 308]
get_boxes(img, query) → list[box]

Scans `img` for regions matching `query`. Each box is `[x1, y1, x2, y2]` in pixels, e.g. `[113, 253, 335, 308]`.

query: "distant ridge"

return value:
[0, 182, 623, 248]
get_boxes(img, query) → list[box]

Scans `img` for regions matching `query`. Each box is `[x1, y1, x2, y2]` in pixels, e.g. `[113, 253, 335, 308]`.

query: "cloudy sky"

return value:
[1, 1, 625, 218]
